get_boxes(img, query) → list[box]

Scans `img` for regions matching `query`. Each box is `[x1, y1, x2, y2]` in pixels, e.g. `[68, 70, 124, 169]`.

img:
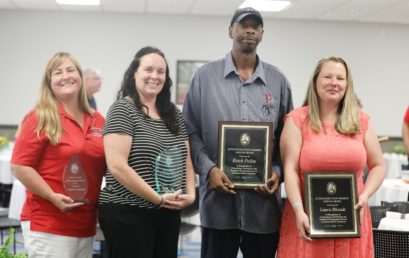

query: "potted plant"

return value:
[0, 228, 27, 258]
[0, 136, 8, 150]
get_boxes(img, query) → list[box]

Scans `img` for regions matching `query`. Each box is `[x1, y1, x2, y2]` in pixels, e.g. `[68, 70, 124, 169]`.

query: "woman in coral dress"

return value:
[277, 57, 385, 258]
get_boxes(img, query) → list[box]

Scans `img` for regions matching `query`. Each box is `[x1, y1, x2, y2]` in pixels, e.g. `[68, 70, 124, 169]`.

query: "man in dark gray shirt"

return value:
[182, 7, 293, 258]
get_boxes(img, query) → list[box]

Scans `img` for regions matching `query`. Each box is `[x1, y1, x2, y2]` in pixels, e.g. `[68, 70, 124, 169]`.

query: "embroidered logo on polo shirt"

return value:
[88, 119, 103, 137]
[88, 127, 103, 137]
[262, 92, 274, 116]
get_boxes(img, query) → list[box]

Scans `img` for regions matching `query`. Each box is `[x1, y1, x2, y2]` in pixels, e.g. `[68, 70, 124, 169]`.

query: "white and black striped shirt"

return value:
[99, 98, 188, 208]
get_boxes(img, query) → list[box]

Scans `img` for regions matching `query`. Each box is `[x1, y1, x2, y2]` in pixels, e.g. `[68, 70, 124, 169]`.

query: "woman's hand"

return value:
[295, 209, 312, 241]
[160, 189, 195, 210]
[355, 193, 369, 224]
[49, 192, 84, 212]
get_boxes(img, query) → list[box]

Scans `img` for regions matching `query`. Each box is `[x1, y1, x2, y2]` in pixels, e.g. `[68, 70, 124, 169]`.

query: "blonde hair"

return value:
[303, 56, 360, 135]
[34, 52, 92, 144]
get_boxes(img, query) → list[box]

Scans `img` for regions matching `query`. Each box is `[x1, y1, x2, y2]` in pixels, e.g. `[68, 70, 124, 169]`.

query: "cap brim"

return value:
[235, 13, 263, 25]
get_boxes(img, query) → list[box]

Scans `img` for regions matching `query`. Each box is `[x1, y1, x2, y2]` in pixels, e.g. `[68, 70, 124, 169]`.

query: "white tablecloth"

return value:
[0, 148, 14, 184]
[378, 217, 409, 231]
[383, 153, 408, 179]
[369, 178, 409, 206]
[8, 179, 25, 220]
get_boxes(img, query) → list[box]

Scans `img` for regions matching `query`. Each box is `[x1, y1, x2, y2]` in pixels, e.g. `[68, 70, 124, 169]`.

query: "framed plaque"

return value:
[217, 121, 272, 188]
[175, 60, 207, 104]
[304, 172, 359, 238]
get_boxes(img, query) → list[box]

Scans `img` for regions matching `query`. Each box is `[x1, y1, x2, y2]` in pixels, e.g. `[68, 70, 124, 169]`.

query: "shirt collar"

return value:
[223, 52, 266, 85]
[57, 102, 93, 129]
[57, 103, 66, 116]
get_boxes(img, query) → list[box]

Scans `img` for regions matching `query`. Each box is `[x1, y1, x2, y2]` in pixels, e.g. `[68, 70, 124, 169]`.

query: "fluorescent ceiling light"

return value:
[239, 0, 291, 12]
[56, 0, 100, 6]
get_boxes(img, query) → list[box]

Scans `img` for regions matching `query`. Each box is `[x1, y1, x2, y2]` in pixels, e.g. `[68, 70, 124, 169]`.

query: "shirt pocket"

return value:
[260, 100, 278, 125]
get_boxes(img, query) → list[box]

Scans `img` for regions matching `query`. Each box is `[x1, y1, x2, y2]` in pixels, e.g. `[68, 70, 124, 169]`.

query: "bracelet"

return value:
[292, 201, 302, 210]
[158, 195, 164, 206]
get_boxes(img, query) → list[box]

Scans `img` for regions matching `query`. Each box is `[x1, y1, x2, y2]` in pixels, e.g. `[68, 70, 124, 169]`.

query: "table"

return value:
[379, 217, 409, 231]
[383, 153, 408, 179]
[0, 147, 14, 184]
[8, 179, 25, 220]
[369, 178, 409, 206]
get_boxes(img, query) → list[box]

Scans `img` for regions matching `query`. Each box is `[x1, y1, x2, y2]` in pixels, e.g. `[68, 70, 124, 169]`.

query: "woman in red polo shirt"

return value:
[11, 52, 106, 258]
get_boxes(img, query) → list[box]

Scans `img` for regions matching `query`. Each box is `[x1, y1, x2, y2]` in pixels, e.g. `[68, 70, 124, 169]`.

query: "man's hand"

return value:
[208, 167, 236, 195]
[255, 172, 280, 195]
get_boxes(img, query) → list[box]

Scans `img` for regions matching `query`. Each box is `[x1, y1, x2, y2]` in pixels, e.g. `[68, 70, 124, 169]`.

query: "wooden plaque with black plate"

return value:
[304, 172, 360, 238]
[217, 121, 272, 188]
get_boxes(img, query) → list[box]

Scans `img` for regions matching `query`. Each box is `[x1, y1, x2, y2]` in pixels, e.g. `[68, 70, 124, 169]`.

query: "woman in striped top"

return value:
[98, 46, 196, 258]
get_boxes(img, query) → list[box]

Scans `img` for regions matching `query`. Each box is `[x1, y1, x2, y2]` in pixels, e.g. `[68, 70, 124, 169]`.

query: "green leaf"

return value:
[0, 228, 28, 258]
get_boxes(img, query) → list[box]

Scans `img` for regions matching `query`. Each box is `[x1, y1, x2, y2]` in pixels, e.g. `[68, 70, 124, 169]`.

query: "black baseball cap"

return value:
[230, 7, 264, 27]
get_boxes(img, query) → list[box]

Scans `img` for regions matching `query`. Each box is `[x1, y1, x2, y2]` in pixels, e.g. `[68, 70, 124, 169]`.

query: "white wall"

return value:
[1, 10, 408, 136]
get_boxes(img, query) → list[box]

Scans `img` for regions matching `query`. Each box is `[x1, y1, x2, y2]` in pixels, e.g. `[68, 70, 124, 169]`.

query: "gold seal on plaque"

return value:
[240, 133, 251, 146]
[326, 182, 337, 195]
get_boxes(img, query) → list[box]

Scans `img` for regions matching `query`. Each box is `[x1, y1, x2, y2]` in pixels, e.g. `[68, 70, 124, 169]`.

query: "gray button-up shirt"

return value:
[182, 52, 293, 233]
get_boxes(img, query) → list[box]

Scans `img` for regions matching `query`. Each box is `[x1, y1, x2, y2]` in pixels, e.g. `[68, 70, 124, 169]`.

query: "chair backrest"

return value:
[373, 229, 409, 258]
[370, 206, 390, 228]
[381, 201, 409, 214]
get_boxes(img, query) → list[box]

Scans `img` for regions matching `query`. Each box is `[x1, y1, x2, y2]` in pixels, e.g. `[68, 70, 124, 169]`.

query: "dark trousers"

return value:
[99, 204, 180, 258]
[201, 227, 279, 258]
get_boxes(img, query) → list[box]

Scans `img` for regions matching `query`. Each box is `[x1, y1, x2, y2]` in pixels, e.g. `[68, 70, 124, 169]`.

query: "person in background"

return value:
[11, 52, 106, 258]
[277, 57, 385, 258]
[83, 68, 102, 110]
[402, 106, 409, 160]
[182, 7, 293, 258]
[98, 46, 196, 258]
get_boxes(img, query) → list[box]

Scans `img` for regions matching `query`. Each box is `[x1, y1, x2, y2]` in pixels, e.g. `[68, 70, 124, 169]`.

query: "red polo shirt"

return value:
[404, 107, 409, 124]
[11, 105, 106, 237]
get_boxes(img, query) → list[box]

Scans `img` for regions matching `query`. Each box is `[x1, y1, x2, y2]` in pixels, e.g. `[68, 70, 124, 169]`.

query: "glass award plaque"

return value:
[154, 147, 184, 194]
[63, 153, 89, 204]
[217, 121, 273, 188]
[304, 172, 359, 238]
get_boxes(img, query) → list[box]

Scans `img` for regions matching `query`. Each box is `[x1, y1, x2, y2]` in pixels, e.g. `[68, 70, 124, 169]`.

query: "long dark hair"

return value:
[117, 46, 179, 135]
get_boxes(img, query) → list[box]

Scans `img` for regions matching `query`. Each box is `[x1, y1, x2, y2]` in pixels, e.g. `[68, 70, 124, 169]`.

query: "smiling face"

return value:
[315, 61, 347, 105]
[50, 57, 82, 102]
[134, 53, 167, 102]
[229, 16, 264, 54]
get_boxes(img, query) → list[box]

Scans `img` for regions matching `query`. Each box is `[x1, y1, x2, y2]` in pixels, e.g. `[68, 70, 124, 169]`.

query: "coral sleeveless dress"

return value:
[277, 106, 374, 258]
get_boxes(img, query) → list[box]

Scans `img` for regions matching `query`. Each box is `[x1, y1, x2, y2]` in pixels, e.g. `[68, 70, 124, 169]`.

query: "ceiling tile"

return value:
[0, 0, 14, 9]
[0, 0, 408, 25]
[318, 0, 406, 22]
[10, 0, 59, 10]
[275, 0, 349, 20]
[101, 0, 146, 13]
[147, 0, 193, 14]
[359, 1, 409, 23]
[190, 0, 242, 16]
